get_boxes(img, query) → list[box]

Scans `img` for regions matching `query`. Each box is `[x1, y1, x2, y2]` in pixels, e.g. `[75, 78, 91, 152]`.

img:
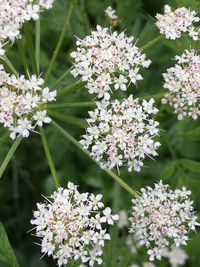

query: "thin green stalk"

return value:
[24, 24, 37, 73]
[47, 102, 95, 109]
[17, 41, 29, 72]
[2, 56, 18, 75]
[57, 81, 86, 98]
[40, 127, 60, 189]
[49, 110, 86, 128]
[52, 121, 139, 197]
[0, 136, 23, 178]
[35, 19, 40, 75]
[141, 35, 163, 51]
[52, 66, 73, 88]
[45, 2, 75, 83]
[139, 91, 165, 100]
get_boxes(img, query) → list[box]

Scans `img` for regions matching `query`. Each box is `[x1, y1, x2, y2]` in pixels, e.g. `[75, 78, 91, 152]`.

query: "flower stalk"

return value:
[52, 121, 139, 197]
[0, 136, 23, 178]
[40, 127, 60, 189]
[45, 1, 75, 83]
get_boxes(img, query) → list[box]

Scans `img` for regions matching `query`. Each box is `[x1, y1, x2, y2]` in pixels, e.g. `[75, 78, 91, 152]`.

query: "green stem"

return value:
[141, 35, 163, 51]
[52, 121, 139, 197]
[24, 24, 37, 73]
[35, 19, 40, 75]
[47, 102, 95, 109]
[40, 127, 60, 189]
[57, 81, 86, 98]
[17, 41, 29, 73]
[2, 56, 18, 75]
[52, 66, 73, 88]
[49, 110, 86, 128]
[139, 91, 165, 100]
[0, 136, 23, 178]
[45, 2, 75, 83]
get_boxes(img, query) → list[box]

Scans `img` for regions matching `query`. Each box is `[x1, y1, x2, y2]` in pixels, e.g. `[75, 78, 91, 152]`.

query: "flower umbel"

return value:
[70, 25, 151, 99]
[31, 182, 119, 267]
[129, 181, 199, 261]
[0, 0, 54, 56]
[162, 49, 200, 120]
[156, 5, 200, 40]
[80, 95, 160, 172]
[0, 65, 56, 139]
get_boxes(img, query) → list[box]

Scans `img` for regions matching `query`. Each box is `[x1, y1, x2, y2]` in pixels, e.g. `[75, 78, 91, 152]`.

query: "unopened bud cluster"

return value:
[31, 182, 119, 267]
[156, 5, 200, 40]
[129, 181, 199, 261]
[0, 65, 56, 139]
[71, 25, 151, 100]
[162, 49, 200, 120]
[80, 95, 160, 172]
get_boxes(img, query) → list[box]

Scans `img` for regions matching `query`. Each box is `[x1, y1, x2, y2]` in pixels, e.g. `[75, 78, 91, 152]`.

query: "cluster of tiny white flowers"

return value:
[167, 247, 188, 267]
[0, 0, 54, 56]
[70, 25, 151, 100]
[80, 95, 160, 172]
[0, 65, 56, 139]
[31, 182, 119, 267]
[129, 181, 199, 261]
[105, 6, 118, 20]
[155, 5, 200, 40]
[162, 49, 200, 120]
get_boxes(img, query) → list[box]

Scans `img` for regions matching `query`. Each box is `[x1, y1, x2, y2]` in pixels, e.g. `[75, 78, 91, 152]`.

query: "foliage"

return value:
[0, 0, 200, 267]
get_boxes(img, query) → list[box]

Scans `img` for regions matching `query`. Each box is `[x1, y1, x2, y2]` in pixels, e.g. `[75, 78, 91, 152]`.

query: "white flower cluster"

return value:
[71, 25, 151, 100]
[80, 95, 160, 172]
[31, 182, 119, 267]
[129, 181, 199, 261]
[168, 247, 188, 267]
[0, 0, 54, 56]
[0, 65, 56, 139]
[155, 5, 200, 40]
[105, 6, 118, 20]
[162, 49, 200, 120]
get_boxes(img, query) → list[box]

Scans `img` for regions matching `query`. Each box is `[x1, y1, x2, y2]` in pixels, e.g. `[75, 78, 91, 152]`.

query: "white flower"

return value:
[0, 65, 56, 139]
[31, 182, 118, 266]
[70, 25, 151, 99]
[167, 248, 188, 267]
[33, 110, 51, 126]
[129, 181, 199, 261]
[0, 42, 5, 57]
[162, 49, 200, 120]
[0, 0, 55, 55]
[80, 95, 160, 172]
[118, 210, 128, 229]
[126, 235, 138, 254]
[39, 0, 54, 9]
[156, 5, 200, 40]
[105, 6, 118, 20]
[100, 207, 119, 225]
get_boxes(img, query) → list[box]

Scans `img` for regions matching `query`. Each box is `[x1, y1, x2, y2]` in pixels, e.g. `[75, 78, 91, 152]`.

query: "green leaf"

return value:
[184, 126, 200, 141]
[178, 159, 200, 174]
[160, 161, 176, 180]
[0, 222, 19, 267]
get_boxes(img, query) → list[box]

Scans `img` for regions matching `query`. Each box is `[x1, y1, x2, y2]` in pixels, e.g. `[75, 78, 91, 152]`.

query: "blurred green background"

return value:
[0, 0, 200, 266]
